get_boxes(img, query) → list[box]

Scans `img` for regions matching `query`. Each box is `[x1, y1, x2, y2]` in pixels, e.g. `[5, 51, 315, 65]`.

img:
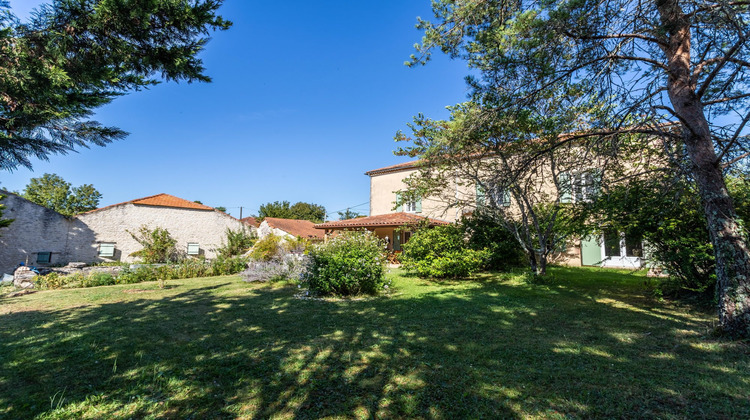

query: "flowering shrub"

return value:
[401, 225, 489, 278]
[301, 230, 387, 296]
[249, 234, 284, 261]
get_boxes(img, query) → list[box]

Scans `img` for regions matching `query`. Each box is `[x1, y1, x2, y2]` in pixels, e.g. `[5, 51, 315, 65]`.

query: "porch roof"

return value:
[314, 212, 450, 230]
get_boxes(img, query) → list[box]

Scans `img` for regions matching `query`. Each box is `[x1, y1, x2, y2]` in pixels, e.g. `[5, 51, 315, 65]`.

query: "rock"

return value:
[66, 262, 87, 269]
[13, 266, 36, 289]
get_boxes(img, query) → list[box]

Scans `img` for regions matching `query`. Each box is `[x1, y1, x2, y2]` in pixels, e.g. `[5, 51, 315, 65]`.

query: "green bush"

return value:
[128, 225, 180, 263]
[461, 214, 525, 270]
[80, 272, 116, 287]
[217, 228, 256, 258]
[249, 234, 283, 262]
[210, 256, 249, 276]
[301, 230, 387, 296]
[401, 224, 489, 278]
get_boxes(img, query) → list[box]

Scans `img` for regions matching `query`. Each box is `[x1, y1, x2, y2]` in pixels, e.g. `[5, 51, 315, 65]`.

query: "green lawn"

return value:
[1, 267, 748, 419]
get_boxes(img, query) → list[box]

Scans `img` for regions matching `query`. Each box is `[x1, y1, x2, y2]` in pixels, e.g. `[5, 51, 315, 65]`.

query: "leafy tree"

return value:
[410, 0, 750, 336]
[258, 200, 326, 223]
[128, 225, 179, 263]
[215, 206, 227, 213]
[22, 173, 101, 215]
[337, 208, 363, 220]
[0, 1, 230, 171]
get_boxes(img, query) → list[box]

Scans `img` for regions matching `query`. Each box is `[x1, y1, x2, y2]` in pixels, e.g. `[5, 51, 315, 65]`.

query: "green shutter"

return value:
[395, 192, 403, 212]
[559, 172, 572, 203]
[99, 243, 115, 257]
[502, 189, 511, 207]
[476, 182, 486, 207]
[591, 168, 602, 197]
[36, 252, 51, 264]
[415, 197, 422, 213]
[187, 243, 200, 255]
[393, 232, 401, 251]
[581, 235, 602, 266]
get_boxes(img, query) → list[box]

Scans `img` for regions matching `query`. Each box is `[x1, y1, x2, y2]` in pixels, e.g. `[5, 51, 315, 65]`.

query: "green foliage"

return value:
[461, 214, 525, 271]
[258, 201, 326, 223]
[128, 226, 179, 263]
[337, 209, 362, 220]
[301, 230, 387, 296]
[215, 206, 227, 213]
[401, 225, 488, 278]
[217, 228, 256, 258]
[21, 173, 101, 215]
[0, 1, 230, 170]
[585, 176, 719, 296]
[249, 234, 284, 262]
[0, 193, 13, 232]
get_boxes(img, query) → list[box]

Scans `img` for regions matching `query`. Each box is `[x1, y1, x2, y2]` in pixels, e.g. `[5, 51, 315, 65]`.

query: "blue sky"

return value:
[1, 1, 469, 219]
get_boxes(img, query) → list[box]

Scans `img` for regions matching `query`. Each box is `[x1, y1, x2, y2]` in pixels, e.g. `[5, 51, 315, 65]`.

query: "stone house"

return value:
[75, 193, 251, 262]
[0, 192, 251, 274]
[317, 159, 646, 269]
[0, 191, 94, 275]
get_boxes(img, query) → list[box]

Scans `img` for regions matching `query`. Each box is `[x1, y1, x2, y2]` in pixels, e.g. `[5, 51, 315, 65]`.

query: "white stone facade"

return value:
[0, 191, 253, 274]
[74, 203, 251, 263]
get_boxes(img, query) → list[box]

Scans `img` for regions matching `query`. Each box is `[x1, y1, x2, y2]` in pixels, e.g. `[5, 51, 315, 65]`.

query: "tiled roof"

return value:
[265, 217, 325, 239]
[315, 212, 449, 229]
[364, 160, 421, 176]
[81, 193, 215, 214]
[240, 217, 260, 227]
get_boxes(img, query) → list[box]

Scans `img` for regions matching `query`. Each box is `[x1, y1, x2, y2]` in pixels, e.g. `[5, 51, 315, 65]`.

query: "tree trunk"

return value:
[658, 0, 750, 337]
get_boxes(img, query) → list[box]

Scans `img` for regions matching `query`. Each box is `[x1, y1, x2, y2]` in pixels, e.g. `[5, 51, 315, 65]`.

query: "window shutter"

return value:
[415, 197, 422, 213]
[36, 252, 51, 264]
[99, 243, 116, 257]
[187, 243, 200, 255]
[395, 192, 403, 212]
[502, 189, 511, 207]
[559, 172, 572, 203]
[476, 182, 486, 207]
[590, 168, 603, 197]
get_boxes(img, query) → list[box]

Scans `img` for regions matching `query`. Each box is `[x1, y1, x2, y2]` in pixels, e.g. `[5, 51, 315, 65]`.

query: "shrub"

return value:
[210, 256, 249, 276]
[461, 214, 525, 270]
[217, 228, 257, 258]
[301, 230, 387, 296]
[249, 234, 283, 262]
[401, 224, 489, 278]
[242, 255, 307, 283]
[80, 272, 116, 288]
[128, 225, 180, 263]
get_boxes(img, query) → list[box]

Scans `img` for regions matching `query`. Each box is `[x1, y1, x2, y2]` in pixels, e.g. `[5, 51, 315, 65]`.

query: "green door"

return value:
[581, 235, 602, 266]
[393, 232, 401, 251]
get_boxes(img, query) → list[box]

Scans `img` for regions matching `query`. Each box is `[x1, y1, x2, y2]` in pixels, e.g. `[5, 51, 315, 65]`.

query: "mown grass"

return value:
[0, 267, 748, 419]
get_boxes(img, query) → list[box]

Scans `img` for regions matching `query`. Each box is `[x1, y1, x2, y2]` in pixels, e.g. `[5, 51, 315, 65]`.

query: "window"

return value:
[187, 243, 200, 256]
[396, 192, 422, 213]
[99, 243, 116, 258]
[603, 229, 621, 257]
[36, 252, 51, 264]
[625, 232, 643, 257]
[559, 169, 601, 203]
[476, 182, 511, 208]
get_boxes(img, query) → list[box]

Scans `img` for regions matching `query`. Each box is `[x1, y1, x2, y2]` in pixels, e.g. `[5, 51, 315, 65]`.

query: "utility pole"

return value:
[239, 206, 243, 219]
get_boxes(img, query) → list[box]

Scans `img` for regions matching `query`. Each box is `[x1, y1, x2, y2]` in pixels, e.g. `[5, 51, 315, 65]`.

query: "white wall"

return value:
[74, 204, 251, 262]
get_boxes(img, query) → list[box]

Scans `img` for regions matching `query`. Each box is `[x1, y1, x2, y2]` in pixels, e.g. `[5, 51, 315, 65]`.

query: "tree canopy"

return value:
[407, 0, 750, 336]
[22, 173, 101, 216]
[258, 201, 326, 223]
[0, 0, 230, 171]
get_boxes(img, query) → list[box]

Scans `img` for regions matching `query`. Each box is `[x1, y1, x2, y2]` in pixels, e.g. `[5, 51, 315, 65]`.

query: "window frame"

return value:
[187, 242, 201, 256]
[98, 243, 116, 258]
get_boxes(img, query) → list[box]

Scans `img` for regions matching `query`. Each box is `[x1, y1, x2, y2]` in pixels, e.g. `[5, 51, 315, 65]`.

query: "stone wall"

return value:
[0, 191, 95, 275]
[73, 204, 251, 263]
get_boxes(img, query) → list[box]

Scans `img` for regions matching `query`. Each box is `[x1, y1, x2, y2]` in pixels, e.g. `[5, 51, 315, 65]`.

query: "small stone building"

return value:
[0, 191, 94, 275]
[257, 217, 325, 241]
[0, 192, 252, 275]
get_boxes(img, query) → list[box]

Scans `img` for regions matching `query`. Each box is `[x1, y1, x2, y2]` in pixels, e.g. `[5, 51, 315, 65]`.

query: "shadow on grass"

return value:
[0, 270, 748, 418]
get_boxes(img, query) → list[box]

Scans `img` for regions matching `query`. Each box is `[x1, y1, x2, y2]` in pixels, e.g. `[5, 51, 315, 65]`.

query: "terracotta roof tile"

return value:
[80, 193, 215, 214]
[364, 160, 421, 176]
[240, 217, 260, 227]
[315, 212, 449, 229]
[265, 217, 325, 239]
